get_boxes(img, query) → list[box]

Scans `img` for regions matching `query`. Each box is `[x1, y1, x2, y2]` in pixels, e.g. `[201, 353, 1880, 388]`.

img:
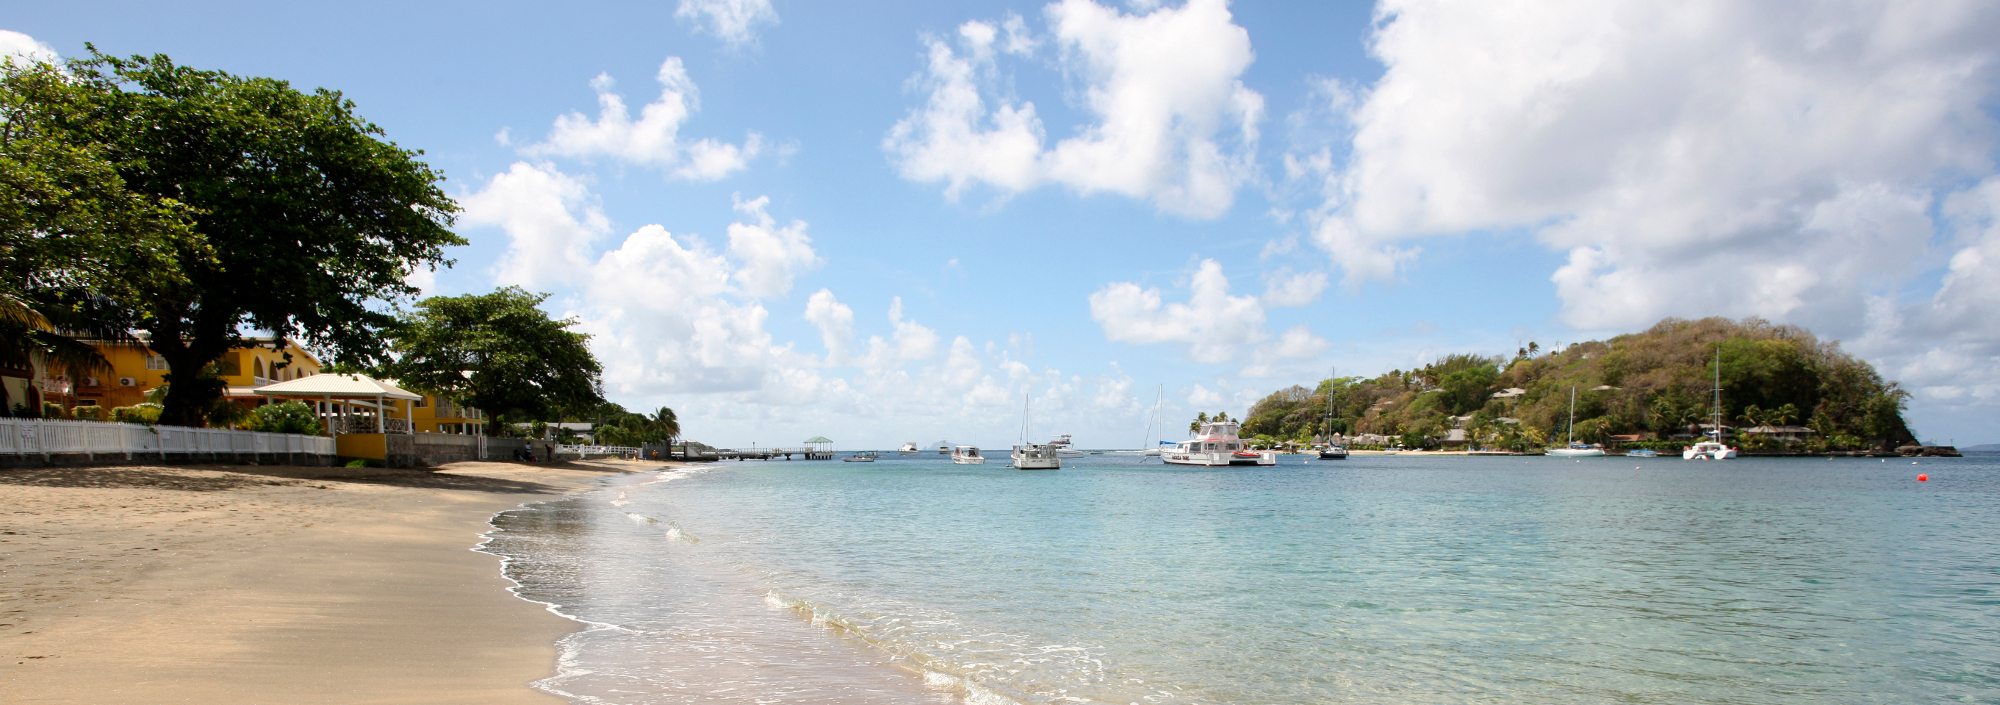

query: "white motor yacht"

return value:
[1011, 444, 1061, 470]
[951, 445, 986, 465]
[897, 441, 921, 456]
[1163, 421, 1277, 467]
[1048, 434, 1088, 458]
[935, 440, 952, 455]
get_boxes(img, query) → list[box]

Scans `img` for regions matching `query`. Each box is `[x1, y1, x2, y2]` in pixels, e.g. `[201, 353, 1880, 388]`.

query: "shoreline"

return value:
[1, 458, 659, 704]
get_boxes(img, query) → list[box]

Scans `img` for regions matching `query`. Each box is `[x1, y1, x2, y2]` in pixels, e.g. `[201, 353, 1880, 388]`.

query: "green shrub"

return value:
[42, 401, 69, 419]
[250, 401, 325, 436]
[344, 458, 381, 468]
[72, 405, 108, 422]
[111, 403, 163, 425]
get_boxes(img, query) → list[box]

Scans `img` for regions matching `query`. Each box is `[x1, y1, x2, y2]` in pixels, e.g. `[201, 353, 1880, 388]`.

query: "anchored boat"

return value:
[1163, 420, 1277, 467]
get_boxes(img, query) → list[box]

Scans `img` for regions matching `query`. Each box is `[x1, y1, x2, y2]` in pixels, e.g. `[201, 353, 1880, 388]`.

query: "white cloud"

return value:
[1088, 259, 1266, 364]
[1187, 383, 1221, 409]
[1305, 0, 2000, 325]
[726, 195, 822, 298]
[676, 0, 778, 47]
[0, 30, 57, 64]
[885, 0, 1263, 218]
[526, 57, 761, 180]
[1855, 175, 2000, 426]
[1260, 268, 1328, 307]
[804, 289, 855, 366]
[861, 297, 941, 368]
[461, 162, 609, 289]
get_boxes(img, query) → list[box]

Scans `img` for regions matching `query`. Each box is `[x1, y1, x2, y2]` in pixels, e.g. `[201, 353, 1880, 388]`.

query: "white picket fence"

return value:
[0, 417, 335, 459]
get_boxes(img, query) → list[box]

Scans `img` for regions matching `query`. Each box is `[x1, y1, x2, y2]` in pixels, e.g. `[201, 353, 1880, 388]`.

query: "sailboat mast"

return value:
[1567, 386, 1577, 445]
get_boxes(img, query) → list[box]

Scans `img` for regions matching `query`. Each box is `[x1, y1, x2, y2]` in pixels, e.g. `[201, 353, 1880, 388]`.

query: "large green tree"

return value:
[68, 49, 462, 427]
[0, 56, 198, 406]
[378, 287, 604, 435]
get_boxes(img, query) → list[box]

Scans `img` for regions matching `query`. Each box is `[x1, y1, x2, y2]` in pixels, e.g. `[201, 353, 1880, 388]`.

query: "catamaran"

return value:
[1684, 348, 1739, 460]
[1548, 386, 1606, 457]
[1164, 420, 1278, 467]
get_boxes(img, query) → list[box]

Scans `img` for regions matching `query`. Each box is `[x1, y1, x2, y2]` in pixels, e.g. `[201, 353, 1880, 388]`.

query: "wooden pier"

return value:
[716, 447, 835, 461]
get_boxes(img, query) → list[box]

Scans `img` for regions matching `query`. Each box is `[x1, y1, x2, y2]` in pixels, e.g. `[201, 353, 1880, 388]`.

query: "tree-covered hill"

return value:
[1234, 318, 1915, 451]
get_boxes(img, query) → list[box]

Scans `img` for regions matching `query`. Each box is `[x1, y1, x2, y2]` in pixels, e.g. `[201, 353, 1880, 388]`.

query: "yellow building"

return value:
[407, 390, 486, 435]
[71, 335, 325, 410]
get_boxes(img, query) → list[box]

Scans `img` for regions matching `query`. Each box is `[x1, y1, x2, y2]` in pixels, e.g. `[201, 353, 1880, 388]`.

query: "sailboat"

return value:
[1113, 384, 1167, 457]
[1318, 368, 1348, 460]
[1011, 390, 1061, 470]
[1683, 347, 1739, 460]
[1548, 386, 1606, 457]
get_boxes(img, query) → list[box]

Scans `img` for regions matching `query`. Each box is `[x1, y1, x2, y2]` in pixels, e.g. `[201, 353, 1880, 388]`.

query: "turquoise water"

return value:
[484, 453, 2000, 704]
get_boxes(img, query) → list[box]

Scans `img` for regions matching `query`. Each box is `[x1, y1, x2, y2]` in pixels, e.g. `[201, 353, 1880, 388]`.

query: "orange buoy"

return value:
[1918, 474, 1928, 482]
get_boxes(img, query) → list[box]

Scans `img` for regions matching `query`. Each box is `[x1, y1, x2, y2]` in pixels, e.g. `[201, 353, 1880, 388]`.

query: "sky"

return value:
[8, 0, 2000, 449]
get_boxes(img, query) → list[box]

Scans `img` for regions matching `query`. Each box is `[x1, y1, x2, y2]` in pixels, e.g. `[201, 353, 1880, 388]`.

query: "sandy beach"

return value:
[0, 458, 655, 704]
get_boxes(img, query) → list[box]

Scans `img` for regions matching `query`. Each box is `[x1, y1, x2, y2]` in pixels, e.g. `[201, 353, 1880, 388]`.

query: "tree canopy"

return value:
[378, 287, 603, 434]
[53, 49, 463, 426]
[1234, 317, 1916, 451]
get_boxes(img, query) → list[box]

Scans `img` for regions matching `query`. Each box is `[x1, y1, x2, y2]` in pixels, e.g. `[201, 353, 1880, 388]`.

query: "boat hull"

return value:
[1011, 457, 1060, 469]
[1318, 449, 1348, 460]
[952, 457, 986, 465]
[1162, 451, 1277, 467]
[1548, 448, 1606, 457]
[1682, 445, 1738, 460]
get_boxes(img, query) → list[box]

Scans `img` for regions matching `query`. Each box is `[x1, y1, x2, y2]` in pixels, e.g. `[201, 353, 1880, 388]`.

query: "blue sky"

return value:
[11, 0, 2000, 449]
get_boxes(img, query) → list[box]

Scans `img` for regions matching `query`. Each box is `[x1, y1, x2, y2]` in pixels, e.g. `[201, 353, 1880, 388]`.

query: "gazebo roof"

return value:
[804, 436, 833, 443]
[251, 373, 422, 400]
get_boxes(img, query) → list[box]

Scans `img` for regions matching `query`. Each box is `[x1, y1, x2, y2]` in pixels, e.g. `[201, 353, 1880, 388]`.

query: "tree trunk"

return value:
[144, 313, 229, 429]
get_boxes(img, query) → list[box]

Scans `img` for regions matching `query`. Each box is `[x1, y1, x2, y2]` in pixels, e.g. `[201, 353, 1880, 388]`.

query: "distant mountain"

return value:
[1962, 444, 2000, 452]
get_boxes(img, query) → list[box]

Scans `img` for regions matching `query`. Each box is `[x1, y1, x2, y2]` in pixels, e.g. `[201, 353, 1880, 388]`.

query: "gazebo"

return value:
[804, 436, 833, 457]
[252, 373, 423, 434]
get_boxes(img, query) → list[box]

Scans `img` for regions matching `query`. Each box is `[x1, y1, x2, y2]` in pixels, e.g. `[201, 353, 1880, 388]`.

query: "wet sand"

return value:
[0, 459, 659, 704]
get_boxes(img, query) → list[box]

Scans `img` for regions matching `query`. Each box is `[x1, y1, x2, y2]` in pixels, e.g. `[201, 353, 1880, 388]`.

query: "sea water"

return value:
[481, 453, 2000, 704]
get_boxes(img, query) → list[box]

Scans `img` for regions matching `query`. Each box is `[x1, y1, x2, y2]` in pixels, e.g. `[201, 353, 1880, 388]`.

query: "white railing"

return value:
[558, 444, 643, 456]
[324, 416, 413, 435]
[0, 417, 335, 458]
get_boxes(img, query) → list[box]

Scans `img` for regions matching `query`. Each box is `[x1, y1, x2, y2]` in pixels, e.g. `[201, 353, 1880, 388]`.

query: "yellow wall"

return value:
[410, 393, 486, 434]
[335, 433, 386, 460]
[73, 337, 324, 409]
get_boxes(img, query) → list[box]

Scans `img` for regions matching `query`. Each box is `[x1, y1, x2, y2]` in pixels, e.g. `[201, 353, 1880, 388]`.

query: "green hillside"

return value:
[1233, 317, 1915, 451]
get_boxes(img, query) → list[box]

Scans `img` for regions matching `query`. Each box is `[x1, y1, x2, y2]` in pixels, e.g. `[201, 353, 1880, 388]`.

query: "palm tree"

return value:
[652, 406, 680, 458]
[0, 294, 117, 416]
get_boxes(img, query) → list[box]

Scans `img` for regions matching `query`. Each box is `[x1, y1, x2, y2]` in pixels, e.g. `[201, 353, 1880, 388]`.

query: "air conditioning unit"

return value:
[83, 377, 100, 387]
[119, 377, 137, 387]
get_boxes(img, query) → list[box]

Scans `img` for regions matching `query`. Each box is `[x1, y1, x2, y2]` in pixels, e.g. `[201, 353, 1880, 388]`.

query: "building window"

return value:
[146, 355, 168, 370]
[414, 395, 428, 408]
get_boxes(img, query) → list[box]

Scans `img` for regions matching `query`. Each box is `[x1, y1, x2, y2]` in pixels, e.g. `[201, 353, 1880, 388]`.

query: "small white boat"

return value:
[1627, 449, 1660, 458]
[1549, 443, 1606, 457]
[1549, 387, 1606, 457]
[843, 451, 879, 462]
[951, 445, 986, 465]
[1163, 420, 1277, 467]
[935, 440, 952, 455]
[1011, 444, 1061, 470]
[897, 441, 921, 456]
